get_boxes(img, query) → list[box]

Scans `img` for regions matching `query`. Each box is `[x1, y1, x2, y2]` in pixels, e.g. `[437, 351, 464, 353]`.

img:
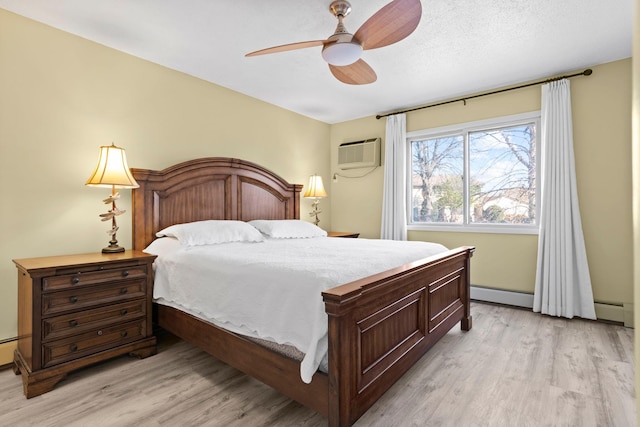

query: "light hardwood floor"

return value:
[0, 302, 635, 427]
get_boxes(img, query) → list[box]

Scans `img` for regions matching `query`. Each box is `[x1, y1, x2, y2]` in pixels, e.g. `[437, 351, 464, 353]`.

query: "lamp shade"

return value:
[85, 143, 139, 188]
[303, 175, 328, 199]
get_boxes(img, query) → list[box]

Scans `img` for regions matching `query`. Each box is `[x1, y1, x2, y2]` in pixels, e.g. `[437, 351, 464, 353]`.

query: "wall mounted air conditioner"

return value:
[338, 138, 381, 170]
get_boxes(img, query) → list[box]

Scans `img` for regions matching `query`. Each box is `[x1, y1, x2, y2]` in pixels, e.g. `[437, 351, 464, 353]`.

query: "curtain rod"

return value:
[375, 68, 593, 120]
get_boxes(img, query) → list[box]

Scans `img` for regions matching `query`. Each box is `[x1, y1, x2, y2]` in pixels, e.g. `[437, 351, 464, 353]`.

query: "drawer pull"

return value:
[69, 296, 78, 303]
[69, 320, 78, 327]
[97, 330, 103, 336]
[120, 309, 128, 316]
[70, 344, 78, 352]
[71, 277, 80, 284]
[120, 331, 128, 338]
[120, 288, 128, 295]
[122, 270, 129, 277]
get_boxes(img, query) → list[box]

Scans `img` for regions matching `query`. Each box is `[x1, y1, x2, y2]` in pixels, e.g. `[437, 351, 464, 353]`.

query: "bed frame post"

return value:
[461, 248, 474, 331]
[325, 295, 358, 427]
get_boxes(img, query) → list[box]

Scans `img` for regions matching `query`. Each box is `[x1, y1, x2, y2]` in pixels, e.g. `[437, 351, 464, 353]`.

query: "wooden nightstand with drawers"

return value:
[12, 251, 157, 398]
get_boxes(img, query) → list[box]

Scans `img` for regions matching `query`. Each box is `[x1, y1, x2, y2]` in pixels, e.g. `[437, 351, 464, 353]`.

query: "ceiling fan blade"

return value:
[329, 59, 377, 85]
[354, 0, 422, 50]
[245, 40, 327, 57]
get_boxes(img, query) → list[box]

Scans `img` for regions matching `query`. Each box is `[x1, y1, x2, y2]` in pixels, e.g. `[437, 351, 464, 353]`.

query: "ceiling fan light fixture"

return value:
[321, 41, 362, 66]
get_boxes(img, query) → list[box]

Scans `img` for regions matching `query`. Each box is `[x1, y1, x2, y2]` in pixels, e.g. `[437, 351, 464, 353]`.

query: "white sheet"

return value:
[149, 236, 447, 383]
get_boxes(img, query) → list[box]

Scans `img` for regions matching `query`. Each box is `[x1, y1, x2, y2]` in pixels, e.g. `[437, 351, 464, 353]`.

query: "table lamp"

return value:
[303, 175, 328, 226]
[85, 143, 139, 253]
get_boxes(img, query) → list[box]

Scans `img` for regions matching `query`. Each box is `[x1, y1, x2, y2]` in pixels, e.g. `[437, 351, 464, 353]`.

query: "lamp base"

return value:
[309, 198, 322, 226]
[102, 244, 125, 254]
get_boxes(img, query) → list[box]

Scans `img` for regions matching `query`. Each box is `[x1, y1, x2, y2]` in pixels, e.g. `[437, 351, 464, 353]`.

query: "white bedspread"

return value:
[149, 237, 447, 383]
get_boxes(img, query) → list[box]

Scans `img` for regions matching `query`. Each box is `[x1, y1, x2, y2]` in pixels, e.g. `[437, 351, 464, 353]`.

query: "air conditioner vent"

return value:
[338, 138, 381, 170]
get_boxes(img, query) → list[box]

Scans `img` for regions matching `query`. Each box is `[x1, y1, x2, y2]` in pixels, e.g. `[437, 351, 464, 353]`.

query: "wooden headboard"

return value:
[130, 158, 303, 251]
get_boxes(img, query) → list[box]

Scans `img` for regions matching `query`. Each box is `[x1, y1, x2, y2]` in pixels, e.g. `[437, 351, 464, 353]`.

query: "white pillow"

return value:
[143, 236, 182, 256]
[156, 220, 265, 247]
[249, 220, 327, 239]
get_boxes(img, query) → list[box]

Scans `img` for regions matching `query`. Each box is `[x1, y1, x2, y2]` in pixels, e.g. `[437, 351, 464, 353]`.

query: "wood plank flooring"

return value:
[0, 302, 635, 426]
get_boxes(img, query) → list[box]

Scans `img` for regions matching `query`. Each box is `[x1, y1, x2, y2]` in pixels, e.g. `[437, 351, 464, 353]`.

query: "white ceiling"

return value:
[0, 0, 633, 124]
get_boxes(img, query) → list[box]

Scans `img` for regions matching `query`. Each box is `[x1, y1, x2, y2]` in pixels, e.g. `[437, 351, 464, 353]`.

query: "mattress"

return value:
[145, 236, 448, 383]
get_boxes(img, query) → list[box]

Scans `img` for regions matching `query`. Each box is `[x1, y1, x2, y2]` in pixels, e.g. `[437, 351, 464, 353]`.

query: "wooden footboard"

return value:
[322, 246, 474, 426]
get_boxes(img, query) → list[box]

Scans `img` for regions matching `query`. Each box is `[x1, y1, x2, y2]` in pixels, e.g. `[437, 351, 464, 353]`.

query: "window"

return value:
[407, 112, 540, 233]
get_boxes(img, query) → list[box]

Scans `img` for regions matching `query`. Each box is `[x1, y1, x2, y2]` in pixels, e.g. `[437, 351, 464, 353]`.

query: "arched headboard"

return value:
[131, 158, 303, 251]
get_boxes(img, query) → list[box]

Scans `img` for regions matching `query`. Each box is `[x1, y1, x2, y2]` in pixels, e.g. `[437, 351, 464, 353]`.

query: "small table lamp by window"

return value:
[303, 174, 328, 227]
[85, 143, 139, 253]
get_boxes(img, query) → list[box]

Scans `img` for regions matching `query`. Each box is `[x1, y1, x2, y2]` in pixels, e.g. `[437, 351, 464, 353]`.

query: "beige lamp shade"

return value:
[85, 143, 139, 188]
[303, 175, 328, 199]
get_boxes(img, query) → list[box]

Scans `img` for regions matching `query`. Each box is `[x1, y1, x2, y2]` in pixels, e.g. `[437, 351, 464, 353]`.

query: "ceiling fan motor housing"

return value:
[329, 1, 352, 18]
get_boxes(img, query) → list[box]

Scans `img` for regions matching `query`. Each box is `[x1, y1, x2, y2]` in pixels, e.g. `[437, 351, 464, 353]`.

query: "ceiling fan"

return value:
[245, 0, 422, 85]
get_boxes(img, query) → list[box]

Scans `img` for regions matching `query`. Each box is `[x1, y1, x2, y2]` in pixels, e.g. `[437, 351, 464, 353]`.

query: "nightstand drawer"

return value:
[42, 281, 146, 316]
[43, 299, 146, 341]
[43, 266, 147, 291]
[42, 320, 146, 367]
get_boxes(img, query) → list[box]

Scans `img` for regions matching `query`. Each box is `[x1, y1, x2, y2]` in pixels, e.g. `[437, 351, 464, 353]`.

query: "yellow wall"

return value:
[330, 59, 633, 307]
[0, 10, 331, 342]
[632, 0, 639, 424]
[0, 340, 17, 367]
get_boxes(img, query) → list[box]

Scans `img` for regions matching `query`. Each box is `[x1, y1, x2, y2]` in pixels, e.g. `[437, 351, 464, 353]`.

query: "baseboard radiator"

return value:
[470, 286, 633, 327]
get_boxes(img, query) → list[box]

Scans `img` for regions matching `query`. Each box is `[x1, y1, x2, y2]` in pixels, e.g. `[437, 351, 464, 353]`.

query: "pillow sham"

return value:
[249, 219, 328, 239]
[156, 220, 265, 247]
[143, 236, 181, 256]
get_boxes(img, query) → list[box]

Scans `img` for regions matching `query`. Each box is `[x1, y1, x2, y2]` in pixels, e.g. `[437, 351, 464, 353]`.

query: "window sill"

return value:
[407, 224, 539, 235]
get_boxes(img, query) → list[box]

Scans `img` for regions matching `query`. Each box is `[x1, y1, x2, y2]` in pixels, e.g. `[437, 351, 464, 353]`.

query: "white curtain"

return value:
[534, 79, 596, 319]
[380, 113, 407, 240]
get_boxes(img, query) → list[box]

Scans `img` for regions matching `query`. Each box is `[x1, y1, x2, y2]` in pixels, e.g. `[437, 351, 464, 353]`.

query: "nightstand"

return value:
[12, 250, 157, 398]
[328, 231, 360, 238]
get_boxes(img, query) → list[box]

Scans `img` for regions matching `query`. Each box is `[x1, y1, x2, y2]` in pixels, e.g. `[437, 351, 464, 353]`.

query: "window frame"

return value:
[405, 111, 541, 235]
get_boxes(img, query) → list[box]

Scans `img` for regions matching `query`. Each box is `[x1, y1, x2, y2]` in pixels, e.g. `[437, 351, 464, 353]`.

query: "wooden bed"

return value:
[131, 157, 474, 427]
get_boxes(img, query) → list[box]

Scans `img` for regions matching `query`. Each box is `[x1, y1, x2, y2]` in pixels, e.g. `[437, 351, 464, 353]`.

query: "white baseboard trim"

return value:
[470, 286, 633, 327]
[471, 286, 534, 309]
